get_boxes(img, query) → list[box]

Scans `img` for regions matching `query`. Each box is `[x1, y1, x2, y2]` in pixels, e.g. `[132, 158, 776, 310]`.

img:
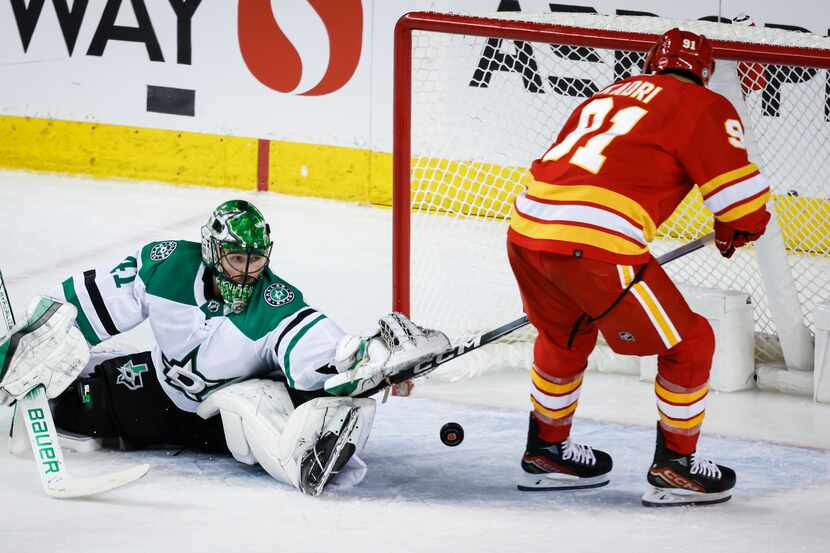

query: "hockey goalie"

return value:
[0, 200, 449, 496]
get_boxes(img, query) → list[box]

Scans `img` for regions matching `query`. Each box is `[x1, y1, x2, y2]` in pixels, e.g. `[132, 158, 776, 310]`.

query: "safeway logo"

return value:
[238, 0, 363, 96]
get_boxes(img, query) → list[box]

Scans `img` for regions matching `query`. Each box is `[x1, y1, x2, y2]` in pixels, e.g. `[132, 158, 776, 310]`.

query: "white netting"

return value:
[404, 13, 830, 376]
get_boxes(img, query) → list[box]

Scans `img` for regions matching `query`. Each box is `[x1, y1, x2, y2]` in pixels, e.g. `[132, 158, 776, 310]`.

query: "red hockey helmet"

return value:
[642, 28, 715, 86]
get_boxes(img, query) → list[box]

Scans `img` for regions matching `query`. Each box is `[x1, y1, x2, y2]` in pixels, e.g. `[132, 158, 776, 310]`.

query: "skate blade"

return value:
[641, 485, 732, 507]
[517, 471, 609, 492]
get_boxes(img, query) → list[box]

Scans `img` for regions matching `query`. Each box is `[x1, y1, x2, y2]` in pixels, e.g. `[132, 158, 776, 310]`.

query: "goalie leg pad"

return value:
[198, 380, 376, 493]
[279, 396, 376, 494]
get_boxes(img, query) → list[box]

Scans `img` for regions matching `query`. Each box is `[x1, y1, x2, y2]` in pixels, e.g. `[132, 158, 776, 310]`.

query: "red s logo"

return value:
[238, 0, 363, 96]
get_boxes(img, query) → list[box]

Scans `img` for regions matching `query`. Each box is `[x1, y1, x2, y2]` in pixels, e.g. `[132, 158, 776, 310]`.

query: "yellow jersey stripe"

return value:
[716, 190, 771, 223]
[617, 265, 636, 288]
[655, 382, 709, 405]
[510, 214, 649, 256]
[630, 283, 679, 349]
[659, 411, 706, 430]
[531, 395, 579, 420]
[526, 180, 657, 239]
[698, 163, 759, 197]
[635, 282, 681, 346]
[531, 368, 583, 395]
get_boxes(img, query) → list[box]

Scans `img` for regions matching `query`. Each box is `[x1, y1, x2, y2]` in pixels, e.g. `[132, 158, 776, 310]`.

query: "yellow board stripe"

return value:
[716, 190, 771, 223]
[531, 395, 579, 419]
[531, 368, 583, 395]
[659, 411, 706, 430]
[698, 163, 759, 197]
[655, 381, 709, 404]
[510, 214, 649, 256]
[526, 179, 657, 239]
[1, 115, 827, 261]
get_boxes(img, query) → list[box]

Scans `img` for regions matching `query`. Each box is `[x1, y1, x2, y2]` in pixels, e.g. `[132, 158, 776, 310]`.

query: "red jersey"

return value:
[508, 73, 770, 264]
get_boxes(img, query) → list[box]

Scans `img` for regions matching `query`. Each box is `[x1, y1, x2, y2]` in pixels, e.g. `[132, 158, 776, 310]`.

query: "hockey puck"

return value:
[440, 422, 464, 447]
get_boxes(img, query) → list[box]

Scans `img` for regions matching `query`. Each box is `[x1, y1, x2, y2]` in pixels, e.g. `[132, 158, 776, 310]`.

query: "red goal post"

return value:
[393, 11, 830, 378]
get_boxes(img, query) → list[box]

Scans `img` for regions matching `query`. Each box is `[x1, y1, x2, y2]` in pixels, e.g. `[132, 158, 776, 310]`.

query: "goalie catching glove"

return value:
[0, 296, 89, 406]
[323, 312, 450, 397]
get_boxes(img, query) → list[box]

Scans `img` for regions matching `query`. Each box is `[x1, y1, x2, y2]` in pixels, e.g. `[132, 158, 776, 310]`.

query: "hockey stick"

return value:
[0, 266, 149, 498]
[369, 233, 714, 395]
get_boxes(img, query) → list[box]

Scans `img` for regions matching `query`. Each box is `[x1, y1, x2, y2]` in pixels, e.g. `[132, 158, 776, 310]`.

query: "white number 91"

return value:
[725, 119, 746, 149]
[683, 38, 697, 50]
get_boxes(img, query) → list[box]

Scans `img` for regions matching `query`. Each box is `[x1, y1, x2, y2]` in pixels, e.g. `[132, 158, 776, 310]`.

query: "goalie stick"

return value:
[370, 233, 714, 396]
[0, 265, 149, 499]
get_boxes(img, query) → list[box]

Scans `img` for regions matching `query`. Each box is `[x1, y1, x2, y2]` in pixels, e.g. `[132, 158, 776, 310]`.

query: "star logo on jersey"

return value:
[115, 360, 149, 391]
[161, 349, 232, 402]
[149, 241, 178, 261]
[264, 283, 295, 307]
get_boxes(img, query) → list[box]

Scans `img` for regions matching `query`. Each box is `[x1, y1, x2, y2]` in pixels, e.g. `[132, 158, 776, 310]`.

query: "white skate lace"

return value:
[561, 440, 596, 466]
[689, 455, 721, 479]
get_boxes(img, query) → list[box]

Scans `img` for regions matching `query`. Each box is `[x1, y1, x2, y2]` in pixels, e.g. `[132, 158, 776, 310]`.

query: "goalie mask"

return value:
[201, 200, 273, 313]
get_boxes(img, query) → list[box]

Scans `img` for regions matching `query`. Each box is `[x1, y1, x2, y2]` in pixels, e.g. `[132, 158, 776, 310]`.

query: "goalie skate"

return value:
[299, 407, 359, 497]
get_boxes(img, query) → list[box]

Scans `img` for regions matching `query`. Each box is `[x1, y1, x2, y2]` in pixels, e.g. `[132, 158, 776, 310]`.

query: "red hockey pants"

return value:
[507, 241, 715, 455]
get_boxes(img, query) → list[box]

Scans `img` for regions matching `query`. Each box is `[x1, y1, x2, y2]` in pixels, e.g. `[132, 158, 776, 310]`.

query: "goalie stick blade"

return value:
[46, 463, 150, 499]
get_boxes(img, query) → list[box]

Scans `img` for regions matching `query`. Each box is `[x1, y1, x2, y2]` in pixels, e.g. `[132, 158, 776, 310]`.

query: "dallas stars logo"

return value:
[149, 241, 177, 261]
[115, 360, 149, 391]
[161, 349, 231, 402]
[264, 283, 295, 307]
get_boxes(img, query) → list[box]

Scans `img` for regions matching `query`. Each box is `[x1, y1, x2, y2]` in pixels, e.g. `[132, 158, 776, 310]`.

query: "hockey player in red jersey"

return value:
[507, 28, 770, 506]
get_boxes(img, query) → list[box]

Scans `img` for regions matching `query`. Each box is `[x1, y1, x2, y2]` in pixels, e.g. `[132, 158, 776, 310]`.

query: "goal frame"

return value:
[392, 11, 830, 370]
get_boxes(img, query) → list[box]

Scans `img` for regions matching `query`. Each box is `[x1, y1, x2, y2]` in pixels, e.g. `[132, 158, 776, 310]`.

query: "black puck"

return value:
[440, 422, 464, 447]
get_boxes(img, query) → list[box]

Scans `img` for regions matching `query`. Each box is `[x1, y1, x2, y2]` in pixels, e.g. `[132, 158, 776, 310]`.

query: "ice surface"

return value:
[1, 171, 828, 553]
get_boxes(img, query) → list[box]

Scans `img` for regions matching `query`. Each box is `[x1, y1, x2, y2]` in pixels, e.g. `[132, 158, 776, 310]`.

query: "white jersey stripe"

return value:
[704, 173, 768, 214]
[657, 395, 707, 420]
[515, 192, 646, 245]
[529, 386, 582, 411]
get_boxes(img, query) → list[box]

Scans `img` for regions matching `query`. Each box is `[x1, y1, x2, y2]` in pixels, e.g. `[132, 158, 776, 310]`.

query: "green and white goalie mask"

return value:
[201, 200, 273, 313]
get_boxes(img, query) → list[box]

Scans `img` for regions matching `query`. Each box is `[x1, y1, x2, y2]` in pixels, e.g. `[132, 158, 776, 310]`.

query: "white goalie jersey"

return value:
[48, 240, 346, 412]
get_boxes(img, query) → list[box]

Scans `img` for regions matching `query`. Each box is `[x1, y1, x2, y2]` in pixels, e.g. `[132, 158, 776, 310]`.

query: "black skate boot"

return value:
[641, 423, 736, 507]
[299, 408, 358, 497]
[517, 414, 612, 491]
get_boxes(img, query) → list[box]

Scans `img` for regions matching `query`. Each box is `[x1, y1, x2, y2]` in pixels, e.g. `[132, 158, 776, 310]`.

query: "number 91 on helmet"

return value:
[642, 28, 716, 86]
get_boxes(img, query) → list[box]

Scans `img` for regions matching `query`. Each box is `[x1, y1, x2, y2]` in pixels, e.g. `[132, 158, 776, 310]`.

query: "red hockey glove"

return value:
[714, 209, 770, 259]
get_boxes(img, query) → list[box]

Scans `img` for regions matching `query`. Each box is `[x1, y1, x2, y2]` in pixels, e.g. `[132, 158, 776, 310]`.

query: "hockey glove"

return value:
[0, 296, 89, 405]
[714, 209, 770, 259]
[324, 313, 450, 397]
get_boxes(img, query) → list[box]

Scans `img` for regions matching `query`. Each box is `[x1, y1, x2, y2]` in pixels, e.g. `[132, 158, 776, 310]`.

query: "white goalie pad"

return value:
[324, 312, 450, 396]
[0, 297, 90, 404]
[279, 396, 376, 491]
[197, 379, 375, 492]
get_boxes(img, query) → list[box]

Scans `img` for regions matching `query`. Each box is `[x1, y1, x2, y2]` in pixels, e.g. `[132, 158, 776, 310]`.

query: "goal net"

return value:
[393, 12, 830, 380]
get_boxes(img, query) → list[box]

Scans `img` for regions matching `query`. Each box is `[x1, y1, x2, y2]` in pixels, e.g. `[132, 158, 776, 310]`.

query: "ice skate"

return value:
[642, 424, 736, 507]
